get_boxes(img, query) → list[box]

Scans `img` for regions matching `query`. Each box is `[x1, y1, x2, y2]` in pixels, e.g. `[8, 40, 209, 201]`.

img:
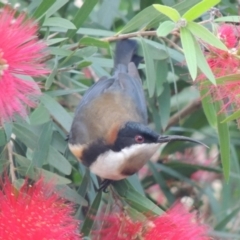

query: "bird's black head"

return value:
[112, 121, 207, 152]
[112, 122, 159, 151]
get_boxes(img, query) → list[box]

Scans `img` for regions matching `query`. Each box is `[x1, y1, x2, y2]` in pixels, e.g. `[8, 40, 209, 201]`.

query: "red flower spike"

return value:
[144, 203, 210, 240]
[92, 213, 143, 240]
[0, 177, 81, 240]
[198, 24, 240, 124]
[93, 203, 210, 240]
[218, 24, 238, 48]
[0, 7, 48, 124]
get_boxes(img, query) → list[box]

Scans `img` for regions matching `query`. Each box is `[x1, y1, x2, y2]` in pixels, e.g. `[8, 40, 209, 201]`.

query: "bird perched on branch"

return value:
[68, 39, 205, 191]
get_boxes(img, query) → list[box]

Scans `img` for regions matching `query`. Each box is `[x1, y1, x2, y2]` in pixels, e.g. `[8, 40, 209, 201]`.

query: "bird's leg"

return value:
[98, 179, 113, 192]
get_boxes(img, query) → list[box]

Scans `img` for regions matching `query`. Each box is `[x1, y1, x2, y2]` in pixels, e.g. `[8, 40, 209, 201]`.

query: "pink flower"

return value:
[0, 177, 81, 239]
[199, 24, 240, 121]
[144, 203, 210, 240]
[93, 213, 143, 239]
[93, 204, 210, 240]
[0, 7, 48, 124]
[218, 24, 238, 48]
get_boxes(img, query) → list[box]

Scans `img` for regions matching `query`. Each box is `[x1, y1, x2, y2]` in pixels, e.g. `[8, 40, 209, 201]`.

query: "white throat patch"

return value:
[89, 143, 160, 180]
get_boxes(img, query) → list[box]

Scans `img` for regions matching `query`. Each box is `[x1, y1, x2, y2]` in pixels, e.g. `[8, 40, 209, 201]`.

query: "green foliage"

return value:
[2, 0, 240, 239]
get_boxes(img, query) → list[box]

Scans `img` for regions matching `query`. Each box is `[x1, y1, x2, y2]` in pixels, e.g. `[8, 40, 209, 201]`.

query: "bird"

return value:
[68, 39, 206, 191]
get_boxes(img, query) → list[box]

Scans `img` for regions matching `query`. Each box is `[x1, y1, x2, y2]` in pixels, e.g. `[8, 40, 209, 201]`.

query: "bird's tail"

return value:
[114, 39, 142, 69]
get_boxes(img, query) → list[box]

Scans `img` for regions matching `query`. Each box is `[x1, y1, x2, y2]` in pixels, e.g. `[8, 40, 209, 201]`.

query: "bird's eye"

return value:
[135, 135, 144, 143]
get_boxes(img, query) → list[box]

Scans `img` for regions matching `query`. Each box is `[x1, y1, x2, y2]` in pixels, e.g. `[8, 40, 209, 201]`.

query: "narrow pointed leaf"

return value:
[153, 4, 181, 22]
[43, 17, 76, 29]
[183, 0, 220, 21]
[47, 146, 72, 175]
[180, 27, 197, 80]
[200, 88, 217, 128]
[216, 102, 230, 181]
[81, 191, 102, 236]
[222, 109, 240, 123]
[113, 180, 163, 215]
[66, 0, 98, 38]
[192, 36, 216, 84]
[141, 38, 156, 97]
[32, 122, 53, 168]
[41, 94, 72, 132]
[187, 22, 227, 51]
[79, 37, 110, 49]
[156, 20, 175, 37]
[32, 0, 55, 20]
[215, 16, 240, 22]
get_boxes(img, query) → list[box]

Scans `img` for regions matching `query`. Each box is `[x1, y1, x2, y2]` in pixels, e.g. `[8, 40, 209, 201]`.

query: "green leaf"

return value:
[120, 1, 201, 34]
[32, 0, 55, 20]
[148, 162, 175, 204]
[156, 20, 175, 37]
[30, 104, 50, 125]
[149, 0, 202, 27]
[79, 37, 110, 49]
[183, 0, 220, 21]
[66, 0, 98, 39]
[113, 180, 163, 215]
[201, 74, 240, 86]
[3, 122, 12, 142]
[200, 88, 217, 128]
[81, 191, 102, 236]
[40, 169, 72, 184]
[13, 123, 38, 149]
[192, 36, 216, 84]
[153, 4, 181, 22]
[46, 38, 68, 46]
[215, 206, 240, 230]
[15, 154, 71, 184]
[187, 22, 227, 51]
[41, 94, 72, 132]
[216, 102, 230, 181]
[32, 122, 53, 168]
[222, 109, 240, 123]
[140, 38, 156, 97]
[158, 82, 171, 130]
[45, 0, 69, 18]
[215, 16, 240, 22]
[47, 88, 86, 97]
[43, 17, 76, 29]
[49, 47, 73, 57]
[119, 5, 162, 34]
[47, 146, 72, 175]
[0, 128, 6, 147]
[56, 184, 88, 206]
[78, 61, 92, 68]
[45, 61, 58, 90]
[180, 27, 197, 80]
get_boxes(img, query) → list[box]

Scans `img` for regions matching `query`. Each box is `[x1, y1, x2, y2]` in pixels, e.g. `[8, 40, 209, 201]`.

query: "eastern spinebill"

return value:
[68, 39, 206, 190]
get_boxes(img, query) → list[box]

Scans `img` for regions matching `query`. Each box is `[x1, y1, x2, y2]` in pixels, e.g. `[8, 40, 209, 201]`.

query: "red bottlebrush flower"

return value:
[0, 7, 48, 124]
[144, 203, 210, 240]
[93, 204, 210, 240]
[93, 213, 143, 240]
[0, 177, 81, 240]
[198, 24, 240, 120]
[218, 24, 238, 48]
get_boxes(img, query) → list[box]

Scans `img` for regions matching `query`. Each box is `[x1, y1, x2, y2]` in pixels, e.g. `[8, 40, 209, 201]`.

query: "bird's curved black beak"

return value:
[157, 135, 208, 148]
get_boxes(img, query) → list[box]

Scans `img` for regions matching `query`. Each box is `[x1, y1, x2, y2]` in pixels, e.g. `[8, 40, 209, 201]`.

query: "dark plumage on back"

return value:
[68, 39, 147, 146]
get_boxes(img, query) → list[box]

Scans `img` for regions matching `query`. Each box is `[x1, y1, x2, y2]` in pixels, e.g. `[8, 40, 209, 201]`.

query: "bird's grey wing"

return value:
[75, 76, 113, 114]
[69, 76, 114, 145]
[110, 65, 147, 125]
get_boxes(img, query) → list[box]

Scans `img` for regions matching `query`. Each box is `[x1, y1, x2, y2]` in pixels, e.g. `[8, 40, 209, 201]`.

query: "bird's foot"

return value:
[98, 179, 113, 193]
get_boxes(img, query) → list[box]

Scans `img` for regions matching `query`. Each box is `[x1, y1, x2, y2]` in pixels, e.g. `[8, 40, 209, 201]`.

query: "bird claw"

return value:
[98, 179, 113, 192]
